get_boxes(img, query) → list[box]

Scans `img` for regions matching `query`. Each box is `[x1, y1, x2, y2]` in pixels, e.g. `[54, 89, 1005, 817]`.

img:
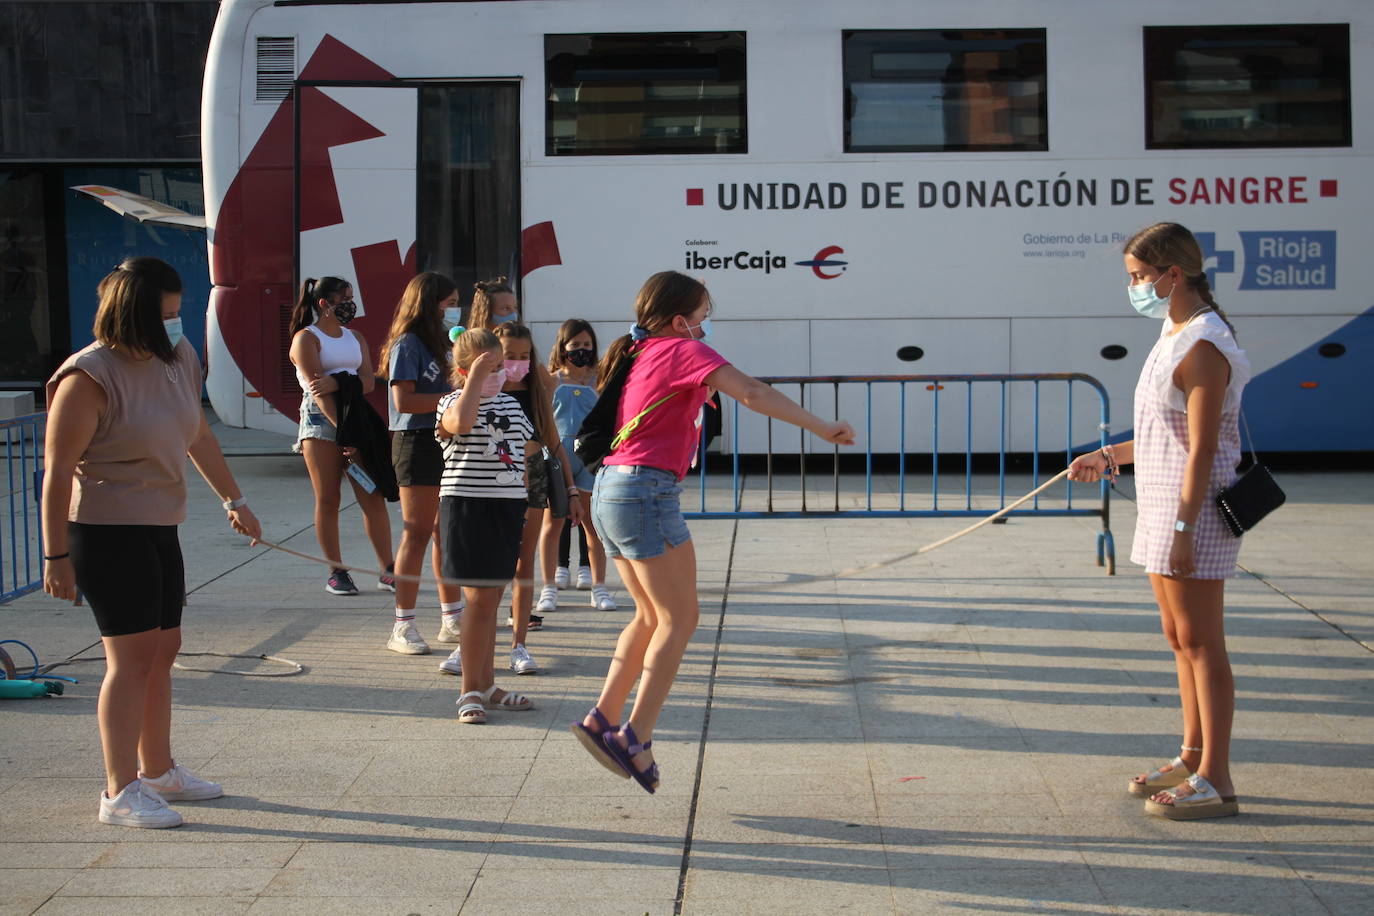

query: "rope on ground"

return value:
[252, 468, 1074, 592]
[39, 651, 305, 678]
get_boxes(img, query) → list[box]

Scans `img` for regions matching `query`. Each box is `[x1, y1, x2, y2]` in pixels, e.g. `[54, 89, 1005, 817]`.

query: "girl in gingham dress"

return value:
[1070, 223, 1251, 821]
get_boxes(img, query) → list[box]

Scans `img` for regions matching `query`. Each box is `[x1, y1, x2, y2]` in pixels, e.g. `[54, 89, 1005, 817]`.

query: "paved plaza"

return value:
[2, 420, 1371, 915]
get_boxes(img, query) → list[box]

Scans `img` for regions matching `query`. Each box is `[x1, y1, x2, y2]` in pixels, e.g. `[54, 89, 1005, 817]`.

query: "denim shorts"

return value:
[591, 464, 691, 561]
[295, 394, 336, 450]
[560, 436, 596, 491]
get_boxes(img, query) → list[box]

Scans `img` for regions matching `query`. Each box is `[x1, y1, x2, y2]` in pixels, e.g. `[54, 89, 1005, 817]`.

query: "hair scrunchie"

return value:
[448, 325, 466, 342]
[629, 324, 649, 341]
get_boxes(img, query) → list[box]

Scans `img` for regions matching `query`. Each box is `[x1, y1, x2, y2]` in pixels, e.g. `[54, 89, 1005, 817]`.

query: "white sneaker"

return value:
[438, 646, 462, 675]
[434, 614, 462, 644]
[98, 780, 183, 828]
[591, 585, 618, 611]
[575, 566, 593, 589]
[554, 566, 570, 588]
[509, 644, 539, 675]
[387, 621, 431, 655]
[140, 762, 223, 801]
[536, 584, 559, 612]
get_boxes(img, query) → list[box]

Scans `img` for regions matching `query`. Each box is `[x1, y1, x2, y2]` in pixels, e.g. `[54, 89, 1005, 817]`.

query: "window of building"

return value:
[1145, 24, 1351, 149]
[843, 30, 1047, 153]
[545, 32, 747, 156]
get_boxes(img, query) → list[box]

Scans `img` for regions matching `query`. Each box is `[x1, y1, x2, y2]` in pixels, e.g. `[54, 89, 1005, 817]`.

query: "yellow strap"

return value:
[609, 392, 679, 451]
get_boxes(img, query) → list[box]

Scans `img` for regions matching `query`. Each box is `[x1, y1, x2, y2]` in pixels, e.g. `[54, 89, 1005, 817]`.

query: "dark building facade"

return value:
[0, 0, 219, 395]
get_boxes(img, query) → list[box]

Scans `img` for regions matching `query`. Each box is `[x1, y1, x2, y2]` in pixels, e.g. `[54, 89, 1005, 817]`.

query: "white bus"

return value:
[201, 0, 1370, 453]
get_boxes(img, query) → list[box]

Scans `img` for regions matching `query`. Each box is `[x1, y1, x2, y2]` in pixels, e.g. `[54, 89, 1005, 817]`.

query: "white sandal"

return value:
[1144, 773, 1240, 820]
[456, 690, 486, 724]
[1127, 745, 1199, 797]
[480, 684, 533, 712]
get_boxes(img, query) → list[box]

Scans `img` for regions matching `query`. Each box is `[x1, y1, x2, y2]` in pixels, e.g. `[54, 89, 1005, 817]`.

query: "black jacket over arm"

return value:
[331, 371, 399, 502]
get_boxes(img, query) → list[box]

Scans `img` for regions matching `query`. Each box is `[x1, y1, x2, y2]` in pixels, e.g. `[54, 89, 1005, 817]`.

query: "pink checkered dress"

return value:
[1130, 312, 1251, 579]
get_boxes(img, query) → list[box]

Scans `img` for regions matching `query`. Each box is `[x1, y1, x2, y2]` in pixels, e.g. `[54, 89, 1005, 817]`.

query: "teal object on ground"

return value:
[0, 679, 63, 698]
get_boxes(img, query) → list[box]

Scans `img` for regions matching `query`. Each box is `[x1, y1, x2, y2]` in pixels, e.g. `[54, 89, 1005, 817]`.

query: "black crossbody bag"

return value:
[1216, 410, 1285, 537]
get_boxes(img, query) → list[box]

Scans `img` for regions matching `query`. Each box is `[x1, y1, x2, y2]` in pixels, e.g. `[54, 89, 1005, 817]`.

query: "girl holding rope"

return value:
[43, 257, 262, 828]
[1068, 222, 1251, 820]
[571, 270, 855, 793]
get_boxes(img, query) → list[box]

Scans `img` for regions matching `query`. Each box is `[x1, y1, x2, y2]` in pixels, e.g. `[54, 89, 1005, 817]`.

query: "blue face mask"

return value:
[1127, 274, 1171, 319]
[163, 317, 184, 348]
[443, 307, 462, 329]
[492, 311, 518, 326]
[686, 316, 713, 342]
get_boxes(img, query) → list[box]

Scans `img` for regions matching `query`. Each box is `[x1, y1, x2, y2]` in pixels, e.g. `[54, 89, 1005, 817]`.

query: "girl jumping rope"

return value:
[572, 271, 855, 792]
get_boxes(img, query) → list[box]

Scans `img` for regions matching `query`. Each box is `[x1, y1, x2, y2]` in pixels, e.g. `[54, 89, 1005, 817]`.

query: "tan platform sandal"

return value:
[457, 690, 486, 724]
[1127, 745, 1200, 797]
[1144, 773, 1240, 820]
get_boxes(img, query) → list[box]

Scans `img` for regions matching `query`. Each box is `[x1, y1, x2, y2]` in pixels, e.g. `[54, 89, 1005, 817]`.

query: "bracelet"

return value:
[44, 552, 70, 561]
[567, 486, 580, 496]
[222, 495, 248, 511]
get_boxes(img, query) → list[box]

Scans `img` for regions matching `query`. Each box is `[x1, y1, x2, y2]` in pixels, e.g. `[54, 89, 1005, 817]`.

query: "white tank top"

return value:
[296, 323, 362, 392]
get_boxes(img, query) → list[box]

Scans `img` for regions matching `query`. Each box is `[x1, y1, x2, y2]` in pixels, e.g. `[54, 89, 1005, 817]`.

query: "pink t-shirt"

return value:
[604, 337, 729, 480]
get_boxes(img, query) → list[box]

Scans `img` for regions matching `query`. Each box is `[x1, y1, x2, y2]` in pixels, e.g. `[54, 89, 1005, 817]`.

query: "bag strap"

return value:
[1238, 405, 1260, 466]
[609, 392, 679, 452]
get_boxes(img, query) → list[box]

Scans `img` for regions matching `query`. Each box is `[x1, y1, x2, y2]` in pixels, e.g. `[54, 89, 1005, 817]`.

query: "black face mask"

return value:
[331, 299, 357, 325]
[566, 347, 596, 368]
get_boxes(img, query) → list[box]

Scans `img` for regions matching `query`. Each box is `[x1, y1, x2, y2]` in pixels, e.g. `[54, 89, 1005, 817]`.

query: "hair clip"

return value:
[629, 324, 649, 341]
[448, 325, 466, 342]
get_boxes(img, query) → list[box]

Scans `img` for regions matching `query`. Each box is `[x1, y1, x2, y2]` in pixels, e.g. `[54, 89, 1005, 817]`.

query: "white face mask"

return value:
[1127, 273, 1171, 319]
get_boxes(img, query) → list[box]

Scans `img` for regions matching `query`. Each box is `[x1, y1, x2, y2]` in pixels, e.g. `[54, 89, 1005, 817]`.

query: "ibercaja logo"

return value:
[681, 245, 849, 279]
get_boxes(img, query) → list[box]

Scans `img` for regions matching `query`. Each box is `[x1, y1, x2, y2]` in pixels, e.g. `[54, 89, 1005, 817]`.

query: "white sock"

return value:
[394, 607, 415, 623]
[441, 600, 464, 615]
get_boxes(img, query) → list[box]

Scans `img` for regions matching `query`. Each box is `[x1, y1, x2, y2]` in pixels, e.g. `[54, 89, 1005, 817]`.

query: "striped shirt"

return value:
[436, 390, 534, 499]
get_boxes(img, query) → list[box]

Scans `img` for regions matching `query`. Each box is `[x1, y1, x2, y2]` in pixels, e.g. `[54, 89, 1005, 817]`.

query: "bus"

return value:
[201, 0, 1370, 454]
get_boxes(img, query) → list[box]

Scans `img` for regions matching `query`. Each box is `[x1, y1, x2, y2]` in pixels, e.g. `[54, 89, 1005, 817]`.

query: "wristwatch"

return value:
[223, 495, 249, 511]
[1174, 519, 1194, 533]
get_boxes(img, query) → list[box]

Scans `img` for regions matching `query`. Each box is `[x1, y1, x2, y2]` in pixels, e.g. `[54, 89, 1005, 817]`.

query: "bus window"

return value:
[843, 29, 1047, 153]
[1145, 24, 1351, 149]
[545, 32, 747, 155]
[418, 83, 521, 294]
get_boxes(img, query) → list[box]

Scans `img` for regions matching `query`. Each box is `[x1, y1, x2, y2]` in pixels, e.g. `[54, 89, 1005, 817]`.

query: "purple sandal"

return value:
[570, 707, 628, 779]
[602, 723, 660, 795]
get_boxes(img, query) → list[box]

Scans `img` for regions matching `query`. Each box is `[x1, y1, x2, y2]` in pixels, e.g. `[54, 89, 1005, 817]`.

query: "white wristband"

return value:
[223, 496, 248, 511]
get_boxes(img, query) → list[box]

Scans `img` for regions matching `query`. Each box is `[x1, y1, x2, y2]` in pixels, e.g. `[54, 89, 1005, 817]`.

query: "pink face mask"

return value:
[504, 359, 531, 383]
[479, 368, 507, 397]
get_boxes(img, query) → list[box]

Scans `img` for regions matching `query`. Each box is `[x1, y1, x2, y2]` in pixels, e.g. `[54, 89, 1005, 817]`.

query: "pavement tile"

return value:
[34, 898, 256, 915]
[56, 867, 278, 897]
[246, 900, 456, 916]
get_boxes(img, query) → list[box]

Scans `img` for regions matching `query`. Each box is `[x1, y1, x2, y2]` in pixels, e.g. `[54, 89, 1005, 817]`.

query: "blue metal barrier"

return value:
[1, 413, 46, 603]
[684, 373, 1115, 574]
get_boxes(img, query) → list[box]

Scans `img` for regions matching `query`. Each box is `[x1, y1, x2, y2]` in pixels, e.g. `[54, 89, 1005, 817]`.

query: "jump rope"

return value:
[23, 467, 1078, 682]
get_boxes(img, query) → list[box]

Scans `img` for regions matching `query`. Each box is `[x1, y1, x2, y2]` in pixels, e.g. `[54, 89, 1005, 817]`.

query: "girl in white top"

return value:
[287, 276, 395, 598]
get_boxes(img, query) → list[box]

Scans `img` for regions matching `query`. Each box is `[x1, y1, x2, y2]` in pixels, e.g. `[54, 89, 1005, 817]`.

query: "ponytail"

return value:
[1192, 273, 1237, 337]
[597, 334, 637, 391]
[290, 276, 348, 336]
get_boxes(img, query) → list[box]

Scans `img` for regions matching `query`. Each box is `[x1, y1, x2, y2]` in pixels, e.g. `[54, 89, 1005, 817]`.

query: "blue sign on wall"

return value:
[1238, 231, 1336, 290]
[63, 167, 209, 371]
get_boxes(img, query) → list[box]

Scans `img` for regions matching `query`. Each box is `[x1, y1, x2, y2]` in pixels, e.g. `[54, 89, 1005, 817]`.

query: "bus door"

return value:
[292, 80, 520, 386]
